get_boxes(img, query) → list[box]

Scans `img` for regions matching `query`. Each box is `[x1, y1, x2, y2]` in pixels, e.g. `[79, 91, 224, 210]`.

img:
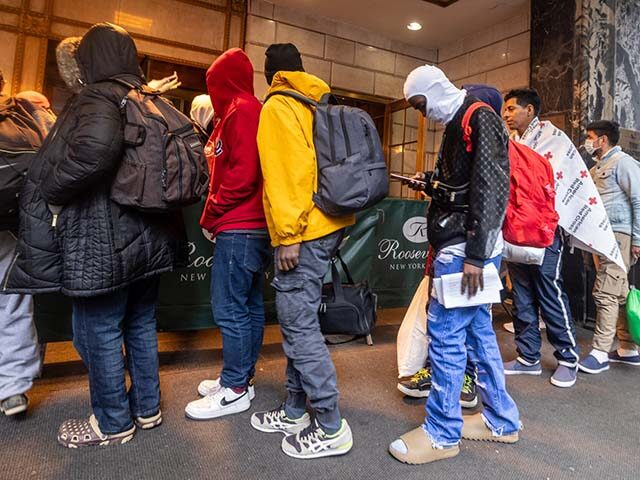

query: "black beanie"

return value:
[264, 43, 304, 85]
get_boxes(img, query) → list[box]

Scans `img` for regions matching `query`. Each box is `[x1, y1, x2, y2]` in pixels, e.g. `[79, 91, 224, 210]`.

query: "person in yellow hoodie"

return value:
[251, 43, 354, 460]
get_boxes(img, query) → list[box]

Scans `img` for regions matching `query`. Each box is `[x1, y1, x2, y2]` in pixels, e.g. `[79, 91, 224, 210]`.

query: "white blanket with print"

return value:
[516, 117, 625, 271]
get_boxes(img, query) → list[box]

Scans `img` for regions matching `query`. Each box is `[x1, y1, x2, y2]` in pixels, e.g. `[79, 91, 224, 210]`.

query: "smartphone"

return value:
[390, 173, 426, 185]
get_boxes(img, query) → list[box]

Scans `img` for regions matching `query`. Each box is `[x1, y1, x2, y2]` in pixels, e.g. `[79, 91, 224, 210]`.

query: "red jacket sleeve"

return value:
[204, 104, 261, 218]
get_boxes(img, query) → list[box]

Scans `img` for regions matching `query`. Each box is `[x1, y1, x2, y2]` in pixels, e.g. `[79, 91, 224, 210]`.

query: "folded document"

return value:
[432, 263, 502, 309]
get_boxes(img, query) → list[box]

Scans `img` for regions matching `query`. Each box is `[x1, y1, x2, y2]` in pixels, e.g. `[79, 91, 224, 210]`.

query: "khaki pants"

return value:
[592, 232, 638, 351]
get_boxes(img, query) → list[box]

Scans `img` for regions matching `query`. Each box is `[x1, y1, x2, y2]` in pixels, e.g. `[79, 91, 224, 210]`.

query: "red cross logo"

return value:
[556, 171, 564, 180]
[544, 151, 553, 160]
[589, 197, 597, 205]
[580, 170, 588, 178]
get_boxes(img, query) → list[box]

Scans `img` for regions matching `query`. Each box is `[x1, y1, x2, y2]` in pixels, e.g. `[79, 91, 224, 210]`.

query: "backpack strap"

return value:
[265, 90, 318, 106]
[461, 101, 493, 153]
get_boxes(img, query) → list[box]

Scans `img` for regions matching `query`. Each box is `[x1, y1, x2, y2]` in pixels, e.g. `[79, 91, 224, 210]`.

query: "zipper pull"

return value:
[51, 214, 58, 228]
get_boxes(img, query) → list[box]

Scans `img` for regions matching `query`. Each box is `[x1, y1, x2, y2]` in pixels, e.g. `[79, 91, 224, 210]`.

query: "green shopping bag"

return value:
[627, 284, 640, 345]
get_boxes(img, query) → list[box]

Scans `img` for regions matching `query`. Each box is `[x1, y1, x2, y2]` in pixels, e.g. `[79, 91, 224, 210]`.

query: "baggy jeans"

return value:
[425, 251, 520, 446]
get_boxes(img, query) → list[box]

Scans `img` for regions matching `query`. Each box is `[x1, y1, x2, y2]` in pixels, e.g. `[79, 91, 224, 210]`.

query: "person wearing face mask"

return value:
[389, 66, 520, 465]
[579, 120, 640, 373]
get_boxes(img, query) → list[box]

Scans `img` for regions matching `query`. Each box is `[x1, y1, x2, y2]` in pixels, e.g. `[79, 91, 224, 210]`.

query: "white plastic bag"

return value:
[396, 276, 430, 378]
[502, 241, 545, 265]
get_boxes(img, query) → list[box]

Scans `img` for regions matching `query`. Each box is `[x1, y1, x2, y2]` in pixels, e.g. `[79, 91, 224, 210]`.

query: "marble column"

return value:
[530, 0, 577, 137]
[614, 0, 640, 131]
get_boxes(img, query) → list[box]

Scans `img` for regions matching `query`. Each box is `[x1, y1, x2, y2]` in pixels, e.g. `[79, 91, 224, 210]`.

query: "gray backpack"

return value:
[110, 79, 209, 213]
[266, 91, 388, 216]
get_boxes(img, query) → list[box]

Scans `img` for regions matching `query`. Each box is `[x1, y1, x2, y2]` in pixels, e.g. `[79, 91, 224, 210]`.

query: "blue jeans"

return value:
[425, 252, 520, 446]
[72, 278, 161, 434]
[212, 232, 271, 389]
[508, 229, 579, 366]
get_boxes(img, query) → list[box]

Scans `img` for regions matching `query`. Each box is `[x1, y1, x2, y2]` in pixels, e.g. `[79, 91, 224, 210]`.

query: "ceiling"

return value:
[269, 0, 528, 49]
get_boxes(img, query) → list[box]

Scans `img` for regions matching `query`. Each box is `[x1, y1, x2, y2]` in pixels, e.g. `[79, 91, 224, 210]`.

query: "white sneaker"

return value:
[198, 377, 256, 400]
[185, 387, 251, 420]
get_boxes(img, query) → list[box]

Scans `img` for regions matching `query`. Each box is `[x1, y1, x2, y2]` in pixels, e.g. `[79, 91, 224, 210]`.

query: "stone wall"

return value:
[431, 6, 531, 162]
[0, 0, 244, 96]
[244, 0, 437, 99]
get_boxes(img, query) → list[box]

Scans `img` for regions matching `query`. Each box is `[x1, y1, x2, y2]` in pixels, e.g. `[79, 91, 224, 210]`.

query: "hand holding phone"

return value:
[390, 173, 427, 192]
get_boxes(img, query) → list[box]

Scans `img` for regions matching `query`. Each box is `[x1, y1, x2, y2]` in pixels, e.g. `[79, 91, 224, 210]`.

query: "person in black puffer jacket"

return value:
[5, 23, 187, 448]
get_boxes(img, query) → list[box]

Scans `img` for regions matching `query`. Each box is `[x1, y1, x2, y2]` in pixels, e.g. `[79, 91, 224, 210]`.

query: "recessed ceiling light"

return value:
[407, 22, 422, 31]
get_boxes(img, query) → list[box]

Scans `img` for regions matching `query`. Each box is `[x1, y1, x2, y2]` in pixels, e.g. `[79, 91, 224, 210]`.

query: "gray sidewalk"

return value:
[1, 309, 638, 480]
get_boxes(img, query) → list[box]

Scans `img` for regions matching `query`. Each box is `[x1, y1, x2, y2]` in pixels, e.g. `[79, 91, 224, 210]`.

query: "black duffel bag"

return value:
[319, 251, 377, 339]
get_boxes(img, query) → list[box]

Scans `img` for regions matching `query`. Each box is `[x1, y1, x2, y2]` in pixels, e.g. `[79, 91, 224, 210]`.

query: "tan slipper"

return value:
[462, 413, 519, 444]
[389, 426, 460, 465]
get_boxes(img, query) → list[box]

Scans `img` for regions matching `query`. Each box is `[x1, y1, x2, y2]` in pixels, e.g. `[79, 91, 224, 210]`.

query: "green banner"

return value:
[34, 198, 429, 342]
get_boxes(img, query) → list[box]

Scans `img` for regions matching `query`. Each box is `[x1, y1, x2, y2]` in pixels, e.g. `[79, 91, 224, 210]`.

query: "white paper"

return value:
[433, 263, 503, 309]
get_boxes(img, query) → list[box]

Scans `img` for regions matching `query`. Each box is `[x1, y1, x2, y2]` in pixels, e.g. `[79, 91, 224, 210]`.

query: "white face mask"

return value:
[584, 138, 600, 156]
[403, 65, 466, 125]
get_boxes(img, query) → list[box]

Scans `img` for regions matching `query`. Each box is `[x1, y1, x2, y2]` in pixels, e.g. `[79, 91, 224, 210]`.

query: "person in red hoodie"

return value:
[185, 48, 270, 420]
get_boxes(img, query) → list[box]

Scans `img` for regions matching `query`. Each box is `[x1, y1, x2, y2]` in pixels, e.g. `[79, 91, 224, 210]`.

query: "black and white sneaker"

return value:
[250, 404, 311, 435]
[185, 387, 250, 420]
[397, 368, 432, 398]
[281, 419, 353, 459]
[460, 373, 479, 408]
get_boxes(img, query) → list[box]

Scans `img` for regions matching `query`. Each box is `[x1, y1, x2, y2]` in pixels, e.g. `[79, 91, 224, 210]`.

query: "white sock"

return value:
[618, 348, 639, 358]
[590, 349, 609, 363]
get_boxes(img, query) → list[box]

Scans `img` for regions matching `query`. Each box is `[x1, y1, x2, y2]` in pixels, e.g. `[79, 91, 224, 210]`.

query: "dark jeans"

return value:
[212, 232, 271, 389]
[508, 229, 579, 366]
[272, 230, 344, 432]
[71, 278, 161, 434]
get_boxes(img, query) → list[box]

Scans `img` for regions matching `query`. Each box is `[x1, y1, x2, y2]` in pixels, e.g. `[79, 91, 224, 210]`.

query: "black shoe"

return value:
[397, 368, 432, 398]
[0, 394, 28, 416]
[460, 373, 478, 408]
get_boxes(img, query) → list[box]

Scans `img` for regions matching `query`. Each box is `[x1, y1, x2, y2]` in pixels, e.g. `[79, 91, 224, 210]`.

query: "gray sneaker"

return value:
[503, 358, 542, 376]
[550, 365, 577, 388]
[250, 404, 311, 435]
[281, 419, 353, 459]
[0, 394, 28, 416]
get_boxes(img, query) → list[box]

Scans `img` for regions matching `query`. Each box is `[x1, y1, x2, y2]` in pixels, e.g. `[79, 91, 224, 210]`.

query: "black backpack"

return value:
[266, 91, 388, 216]
[0, 98, 45, 230]
[109, 79, 209, 213]
[319, 251, 377, 341]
